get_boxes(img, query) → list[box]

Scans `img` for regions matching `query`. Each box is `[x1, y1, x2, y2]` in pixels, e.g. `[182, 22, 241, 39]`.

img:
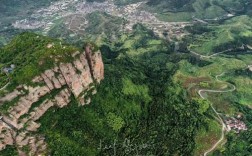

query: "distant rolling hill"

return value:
[145, 0, 252, 21]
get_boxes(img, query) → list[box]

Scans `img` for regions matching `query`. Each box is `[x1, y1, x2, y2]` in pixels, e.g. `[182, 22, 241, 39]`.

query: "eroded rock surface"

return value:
[0, 121, 15, 150]
[85, 46, 104, 83]
[0, 45, 104, 155]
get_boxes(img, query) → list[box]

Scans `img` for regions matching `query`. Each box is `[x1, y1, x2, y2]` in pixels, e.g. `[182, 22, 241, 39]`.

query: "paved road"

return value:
[190, 49, 232, 59]
[197, 73, 236, 156]
[189, 44, 252, 59]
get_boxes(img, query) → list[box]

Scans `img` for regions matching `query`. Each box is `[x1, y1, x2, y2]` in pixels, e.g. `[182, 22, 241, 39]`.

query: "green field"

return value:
[188, 15, 252, 55]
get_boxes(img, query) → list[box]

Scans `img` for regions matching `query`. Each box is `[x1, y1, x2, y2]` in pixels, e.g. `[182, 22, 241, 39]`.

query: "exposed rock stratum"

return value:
[0, 45, 104, 155]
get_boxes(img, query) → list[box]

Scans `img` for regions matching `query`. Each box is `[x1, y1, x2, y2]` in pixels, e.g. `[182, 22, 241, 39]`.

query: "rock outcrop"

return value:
[248, 65, 252, 72]
[0, 121, 15, 150]
[85, 46, 104, 83]
[0, 45, 104, 155]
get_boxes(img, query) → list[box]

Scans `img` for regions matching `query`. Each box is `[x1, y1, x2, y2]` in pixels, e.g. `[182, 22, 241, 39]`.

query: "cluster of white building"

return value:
[12, 19, 44, 29]
[225, 117, 248, 133]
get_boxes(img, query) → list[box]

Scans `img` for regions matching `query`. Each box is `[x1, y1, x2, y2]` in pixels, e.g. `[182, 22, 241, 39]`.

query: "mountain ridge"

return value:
[0, 33, 104, 155]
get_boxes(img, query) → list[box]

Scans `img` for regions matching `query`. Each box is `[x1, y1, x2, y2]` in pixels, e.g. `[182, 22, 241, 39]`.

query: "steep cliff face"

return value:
[0, 45, 104, 155]
[85, 46, 104, 83]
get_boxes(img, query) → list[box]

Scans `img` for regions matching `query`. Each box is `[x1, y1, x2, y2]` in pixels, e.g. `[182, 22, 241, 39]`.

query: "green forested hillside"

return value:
[0, 1, 252, 156]
[1, 21, 250, 156]
[0, 32, 78, 85]
[36, 25, 205, 156]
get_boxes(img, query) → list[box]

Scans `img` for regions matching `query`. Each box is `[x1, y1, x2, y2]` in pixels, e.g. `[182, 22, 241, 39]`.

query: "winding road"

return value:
[189, 44, 252, 59]
[197, 73, 236, 156]
[190, 49, 232, 59]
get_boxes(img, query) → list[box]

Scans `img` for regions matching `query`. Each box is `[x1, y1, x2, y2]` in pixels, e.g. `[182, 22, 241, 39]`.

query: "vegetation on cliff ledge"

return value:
[0, 32, 79, 86]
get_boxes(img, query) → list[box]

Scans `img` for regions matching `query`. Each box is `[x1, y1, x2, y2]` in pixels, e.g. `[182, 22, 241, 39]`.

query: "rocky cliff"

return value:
[0, 44, 104, 155]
